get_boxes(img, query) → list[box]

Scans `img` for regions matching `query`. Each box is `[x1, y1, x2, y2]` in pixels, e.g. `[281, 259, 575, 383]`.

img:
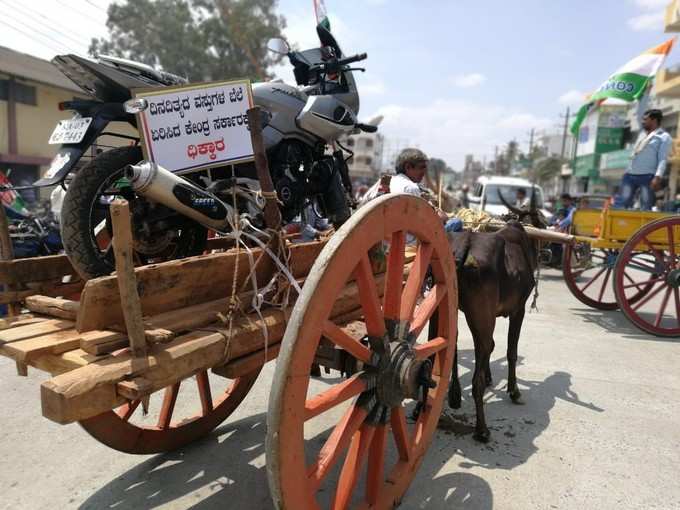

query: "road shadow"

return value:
[570, 307, 678, 343]
[432, 349, 603, 472]
[79, 405, 494, 510]
[79, 413, 275, 509]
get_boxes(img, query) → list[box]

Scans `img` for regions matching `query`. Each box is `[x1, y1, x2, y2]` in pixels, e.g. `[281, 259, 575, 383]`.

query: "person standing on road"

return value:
[620, 109, 672, 210]
[457, 184, 470, 208]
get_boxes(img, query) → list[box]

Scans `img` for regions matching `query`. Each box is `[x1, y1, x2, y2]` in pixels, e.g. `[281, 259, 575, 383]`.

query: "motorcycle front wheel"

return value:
[61, 146, 207, 280]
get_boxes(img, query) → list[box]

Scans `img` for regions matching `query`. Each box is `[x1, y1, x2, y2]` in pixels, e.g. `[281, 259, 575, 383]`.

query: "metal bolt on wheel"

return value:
[266, 194, 458, 509]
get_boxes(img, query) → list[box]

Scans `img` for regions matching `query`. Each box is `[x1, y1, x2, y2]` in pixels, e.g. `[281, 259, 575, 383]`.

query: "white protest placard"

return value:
[134, 79, 255, 173]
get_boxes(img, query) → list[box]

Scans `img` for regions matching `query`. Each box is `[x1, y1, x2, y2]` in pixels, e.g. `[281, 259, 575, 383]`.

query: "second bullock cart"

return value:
[563, 206, 680, 337]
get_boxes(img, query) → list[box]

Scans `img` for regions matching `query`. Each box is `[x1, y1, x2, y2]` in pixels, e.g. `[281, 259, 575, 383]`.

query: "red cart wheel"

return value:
[79, 368, 260, 454]
[563, 243, 619, 310]
[267, 194, 457, 510]
[614, 216, 680, 337]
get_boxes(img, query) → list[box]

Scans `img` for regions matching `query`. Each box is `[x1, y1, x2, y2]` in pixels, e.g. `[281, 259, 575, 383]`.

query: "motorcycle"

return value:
[5, 205, 63, 258]
[37, 23, 372, 279]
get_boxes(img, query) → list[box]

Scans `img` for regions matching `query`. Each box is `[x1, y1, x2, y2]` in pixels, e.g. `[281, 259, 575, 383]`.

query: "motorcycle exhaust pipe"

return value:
[125, 161, 234, 231]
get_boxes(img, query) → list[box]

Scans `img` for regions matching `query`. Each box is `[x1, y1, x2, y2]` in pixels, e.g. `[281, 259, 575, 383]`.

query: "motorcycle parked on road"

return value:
[38, 23, 372, 279]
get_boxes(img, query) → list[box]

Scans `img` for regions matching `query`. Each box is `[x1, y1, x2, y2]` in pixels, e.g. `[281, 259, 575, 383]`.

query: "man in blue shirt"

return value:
[621, 109, 672, 210]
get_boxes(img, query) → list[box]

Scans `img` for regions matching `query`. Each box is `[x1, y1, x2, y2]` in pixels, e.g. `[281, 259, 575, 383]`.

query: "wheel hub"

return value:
[667, 269, 680, 289]
[368, 320, 438, 410]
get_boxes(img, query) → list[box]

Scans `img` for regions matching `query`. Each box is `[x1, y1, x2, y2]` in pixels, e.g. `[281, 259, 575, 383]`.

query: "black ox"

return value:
[446, 193, 545, 442]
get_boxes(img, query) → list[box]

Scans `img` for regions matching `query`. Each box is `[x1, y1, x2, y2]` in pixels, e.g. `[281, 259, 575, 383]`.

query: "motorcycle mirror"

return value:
[267, 38, 290, 55]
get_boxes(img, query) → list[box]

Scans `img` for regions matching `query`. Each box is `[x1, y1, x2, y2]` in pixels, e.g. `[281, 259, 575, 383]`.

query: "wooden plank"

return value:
[0, 203, 20, 316]
[32, 349, 103, 376]
[248, 106, 282, 229]
[0, 319, 74, 343]
[0, 328, 83, 362]
[24, 296, 79, 320]
[0, 254, 75, 285]
[212, 342, 281, 379]
[41, 275, 380, 423]
[111, 200, 147, 358]
[79, 330, 128, 355]
[76, 239, 327, 332]
[0, 314, 39, 329]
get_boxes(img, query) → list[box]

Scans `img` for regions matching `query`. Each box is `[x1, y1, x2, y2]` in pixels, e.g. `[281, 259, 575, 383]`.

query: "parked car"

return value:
[468, 176, 550, 217]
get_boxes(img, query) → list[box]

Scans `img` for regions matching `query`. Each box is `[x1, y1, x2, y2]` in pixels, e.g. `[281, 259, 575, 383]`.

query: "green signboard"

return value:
[574, 153, 600, 178]
[595, 127, 624, 153]
[600, 148, 632, 170]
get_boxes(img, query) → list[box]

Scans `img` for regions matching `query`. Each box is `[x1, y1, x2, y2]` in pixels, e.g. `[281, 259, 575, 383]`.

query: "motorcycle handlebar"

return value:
[337, 53, 367, 66]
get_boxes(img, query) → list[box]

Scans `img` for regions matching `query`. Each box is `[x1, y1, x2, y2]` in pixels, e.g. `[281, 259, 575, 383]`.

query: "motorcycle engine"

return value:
[271, 141, 315, 223]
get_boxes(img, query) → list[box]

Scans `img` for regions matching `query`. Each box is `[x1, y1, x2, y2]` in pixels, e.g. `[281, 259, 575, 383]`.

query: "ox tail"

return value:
[448, 335, 462, 409]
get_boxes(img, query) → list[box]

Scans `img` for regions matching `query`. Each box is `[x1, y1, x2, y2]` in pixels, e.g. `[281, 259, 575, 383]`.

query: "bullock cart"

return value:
[563, 207, 680, 337]
[0, 193, 457, 510]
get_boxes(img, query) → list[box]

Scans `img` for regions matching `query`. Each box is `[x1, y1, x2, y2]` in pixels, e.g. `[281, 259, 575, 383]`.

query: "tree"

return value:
[89, 0, 287, 82]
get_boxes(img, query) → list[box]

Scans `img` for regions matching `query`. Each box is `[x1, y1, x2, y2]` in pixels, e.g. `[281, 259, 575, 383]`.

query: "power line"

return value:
[0, 19, 66, 55]
[0, 0, 91, 52]
[85, 0, 107, 12]
[0, 11, 75, 54]
[55, 0, 106, 25]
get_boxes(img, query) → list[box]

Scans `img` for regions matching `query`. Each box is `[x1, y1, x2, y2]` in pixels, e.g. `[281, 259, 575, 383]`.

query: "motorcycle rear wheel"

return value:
[61, 146, 207, 280]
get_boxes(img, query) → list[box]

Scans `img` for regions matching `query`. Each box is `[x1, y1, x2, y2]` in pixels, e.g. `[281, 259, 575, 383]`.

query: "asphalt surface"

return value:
[1, 268, 679, 510]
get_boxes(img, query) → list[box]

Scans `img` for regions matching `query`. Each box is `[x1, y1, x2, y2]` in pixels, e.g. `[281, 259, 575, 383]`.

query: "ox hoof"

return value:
[448, 384, 462, 410]
[509, 388, 524, 404]
[473, 428, 491, 443]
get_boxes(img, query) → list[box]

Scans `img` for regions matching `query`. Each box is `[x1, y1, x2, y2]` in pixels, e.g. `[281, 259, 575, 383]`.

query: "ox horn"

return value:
[530, 185, 537, 213]
[498, 190, 525, 217]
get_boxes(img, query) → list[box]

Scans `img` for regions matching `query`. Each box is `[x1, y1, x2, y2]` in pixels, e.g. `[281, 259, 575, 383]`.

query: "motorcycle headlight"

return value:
[124, 98, 149, 114]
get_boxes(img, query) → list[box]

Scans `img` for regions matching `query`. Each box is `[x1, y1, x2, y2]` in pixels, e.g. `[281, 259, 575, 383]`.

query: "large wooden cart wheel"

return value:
[563, 243, 619, 310]
[79, 368, 260, 454]
[614, 216, 680, 337]
[267, 194, 457, 509]
[563, 243, 656, 310]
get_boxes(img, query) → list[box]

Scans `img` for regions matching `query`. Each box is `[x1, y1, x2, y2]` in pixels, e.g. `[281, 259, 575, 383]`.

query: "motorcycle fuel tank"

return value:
[252, 82, 318, 148]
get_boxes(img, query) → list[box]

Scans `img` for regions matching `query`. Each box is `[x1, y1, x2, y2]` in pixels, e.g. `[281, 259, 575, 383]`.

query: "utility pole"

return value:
[528, 128, 535, 180]
[559, 106, 571, 159]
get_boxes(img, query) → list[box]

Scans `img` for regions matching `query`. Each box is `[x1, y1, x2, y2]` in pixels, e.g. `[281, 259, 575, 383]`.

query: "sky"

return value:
[0, 0, 677, 170]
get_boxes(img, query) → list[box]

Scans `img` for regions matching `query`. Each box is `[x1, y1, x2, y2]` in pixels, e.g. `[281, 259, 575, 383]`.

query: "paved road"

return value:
[1, 268, 679, 509]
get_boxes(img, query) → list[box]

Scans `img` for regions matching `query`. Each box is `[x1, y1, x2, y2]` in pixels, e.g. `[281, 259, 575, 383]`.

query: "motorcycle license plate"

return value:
[48, 117, 93, 145]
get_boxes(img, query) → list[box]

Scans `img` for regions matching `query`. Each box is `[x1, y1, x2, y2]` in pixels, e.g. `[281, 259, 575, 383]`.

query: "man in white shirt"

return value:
[361, 148, 429, 203]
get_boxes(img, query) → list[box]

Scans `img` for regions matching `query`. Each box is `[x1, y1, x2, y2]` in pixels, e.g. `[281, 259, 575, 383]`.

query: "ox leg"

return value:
[448, 331, 462, 409]
[468, 312, 495, 443]
[507, 308, 524, 404]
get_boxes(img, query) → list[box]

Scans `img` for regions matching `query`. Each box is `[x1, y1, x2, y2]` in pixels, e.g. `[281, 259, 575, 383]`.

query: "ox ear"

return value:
[498, 190, 524, 217]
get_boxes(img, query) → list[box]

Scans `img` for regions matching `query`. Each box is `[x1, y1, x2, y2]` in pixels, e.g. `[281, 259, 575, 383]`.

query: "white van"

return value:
[469, 176, 549, 217]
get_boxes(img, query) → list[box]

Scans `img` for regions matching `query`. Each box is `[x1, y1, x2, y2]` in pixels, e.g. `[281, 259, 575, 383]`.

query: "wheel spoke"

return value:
[579, 266, 606, 293]
[641, 237, 666, 264]
[383, 231, 405, 320]
[366, 424, 387, 506]
[655, 286, 672, 328]
[597, 268, 612, 303]
[414, 337, 448, 360]
[116, 399, 141, 422]
[667, 226, 676, 259]
[390, 405, 411, 461]
[409, 284, 446, 338]
[322, 320, 372, 364]
[196, 370, 213, 416]
[400, 242, 433, 321]
[355, 254, 386, 337]
[308, 405, 368, 491]
[332, 424, 376, 510]
[157, 382, 181, 429]
[622, 276, 665, 290]
[674, 288, 680, 327]
[305, 374, 367, 421]
[632, 282, 666, 312]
